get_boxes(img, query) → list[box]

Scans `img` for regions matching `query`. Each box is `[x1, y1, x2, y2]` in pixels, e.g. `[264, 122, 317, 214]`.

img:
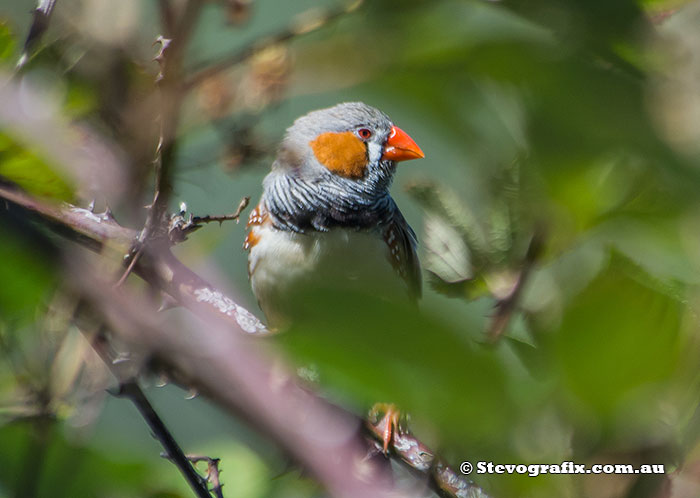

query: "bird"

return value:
[244, 102, 425, 329]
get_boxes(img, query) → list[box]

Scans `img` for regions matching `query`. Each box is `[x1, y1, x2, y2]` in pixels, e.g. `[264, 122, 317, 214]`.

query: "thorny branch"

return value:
[0, 184, 269, 338]
[86, 325, 216, 498]
[69, 250, 401, 498]
[119, 380, 214, 498]
[163, 454, 225, 498]
[168, 196, 250, 244]
[127, 0, 206, 288]
[0, 186, 486, 498]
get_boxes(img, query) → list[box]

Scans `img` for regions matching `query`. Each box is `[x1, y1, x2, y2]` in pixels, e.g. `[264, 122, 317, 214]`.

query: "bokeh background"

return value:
[2, 0, 700, 497]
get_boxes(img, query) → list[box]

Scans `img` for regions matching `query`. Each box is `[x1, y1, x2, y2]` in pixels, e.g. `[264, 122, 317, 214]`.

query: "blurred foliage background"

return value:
[2, 0, 700, 497]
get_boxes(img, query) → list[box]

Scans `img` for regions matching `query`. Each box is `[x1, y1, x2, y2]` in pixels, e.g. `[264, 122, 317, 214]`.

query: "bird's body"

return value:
[245, 102, 424, 328]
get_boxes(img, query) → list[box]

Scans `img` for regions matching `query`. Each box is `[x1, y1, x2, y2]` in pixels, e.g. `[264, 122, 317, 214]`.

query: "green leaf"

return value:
[0, 420, 184, 498]
[0, 228, 56, 325]
[547, 253, 683, 423]
[0, 22, 17, 64]
[0, 132, 74, 202]
[279, 289, 513, 446]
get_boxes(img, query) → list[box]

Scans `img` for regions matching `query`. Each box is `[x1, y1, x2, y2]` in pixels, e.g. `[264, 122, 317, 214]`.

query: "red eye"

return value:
[357, 128, 372, 139]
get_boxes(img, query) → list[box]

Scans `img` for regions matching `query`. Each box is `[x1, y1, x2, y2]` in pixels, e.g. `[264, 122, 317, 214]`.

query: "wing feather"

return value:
[383, 209, 422, 300]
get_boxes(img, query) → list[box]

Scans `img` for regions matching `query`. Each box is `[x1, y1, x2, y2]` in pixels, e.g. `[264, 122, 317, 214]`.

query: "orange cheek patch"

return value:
[310, 131, 368, 179]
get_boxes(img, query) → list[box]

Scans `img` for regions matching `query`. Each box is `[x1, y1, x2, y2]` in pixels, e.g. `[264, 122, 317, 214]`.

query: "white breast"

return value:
[248, 224, 406, 327]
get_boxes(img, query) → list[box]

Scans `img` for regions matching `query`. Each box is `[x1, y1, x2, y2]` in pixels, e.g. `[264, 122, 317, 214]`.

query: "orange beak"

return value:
[381, 125, 425, 162]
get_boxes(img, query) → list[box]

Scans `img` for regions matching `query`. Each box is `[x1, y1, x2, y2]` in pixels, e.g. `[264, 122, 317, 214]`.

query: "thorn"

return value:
[16, 53, 28, 71]
[155, 373, 169, 388]
[179, 201, 187, 214]
[185, 388, 199, 400]
[101, 202, 114, 220]
[158, 294, 178, 312]
[154, 35, 172, 48]
[88, 199, 96, 212]
[112, 352, 131, 365]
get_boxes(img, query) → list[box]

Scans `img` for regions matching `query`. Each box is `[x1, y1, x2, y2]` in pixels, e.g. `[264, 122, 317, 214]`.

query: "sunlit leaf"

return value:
[424, 213, 471, 284]
[0, 132, 74, 202]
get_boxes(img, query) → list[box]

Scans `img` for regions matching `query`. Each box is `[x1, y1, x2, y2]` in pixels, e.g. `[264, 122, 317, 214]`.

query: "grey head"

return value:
[262, 102, 417, 233]
[279, 102, 395, 176]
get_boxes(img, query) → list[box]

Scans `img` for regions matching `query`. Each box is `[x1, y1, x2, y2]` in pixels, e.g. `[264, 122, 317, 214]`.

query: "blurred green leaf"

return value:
[280, 289, 513, 447]
[0, 132, 74, 202]
[0, 420, 184, 498]
[547, 253, 683, 422]
[0, 227, 56, 326]
[0, 22, 17, 64]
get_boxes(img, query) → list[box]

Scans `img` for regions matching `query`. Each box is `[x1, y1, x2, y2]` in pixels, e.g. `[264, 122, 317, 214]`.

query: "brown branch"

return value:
[143, 0, 206, 252]
[158, 0, 177, 36]
[70, 254, 402, 498]
[184, 0, 363, 91]
[1, 185, 486, 497]
[366, 412, 488, 498]
[0, 184, 268, 336]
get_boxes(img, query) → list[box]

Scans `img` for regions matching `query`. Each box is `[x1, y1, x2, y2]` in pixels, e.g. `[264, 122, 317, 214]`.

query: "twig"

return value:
[163, 454, 224, 498]
[158, 0, 177, 36]
[85, 326, 213, 498]
[118, 380, 212, 498]
[143, 0, 206, 251]
[193, 196, 250, 225]
[487, 230, 543, 343]
[16, 0, 58, 72]
[184, 0, 363, 91]
[114, 244, 145, 288]
[169, 197, 250, 244]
